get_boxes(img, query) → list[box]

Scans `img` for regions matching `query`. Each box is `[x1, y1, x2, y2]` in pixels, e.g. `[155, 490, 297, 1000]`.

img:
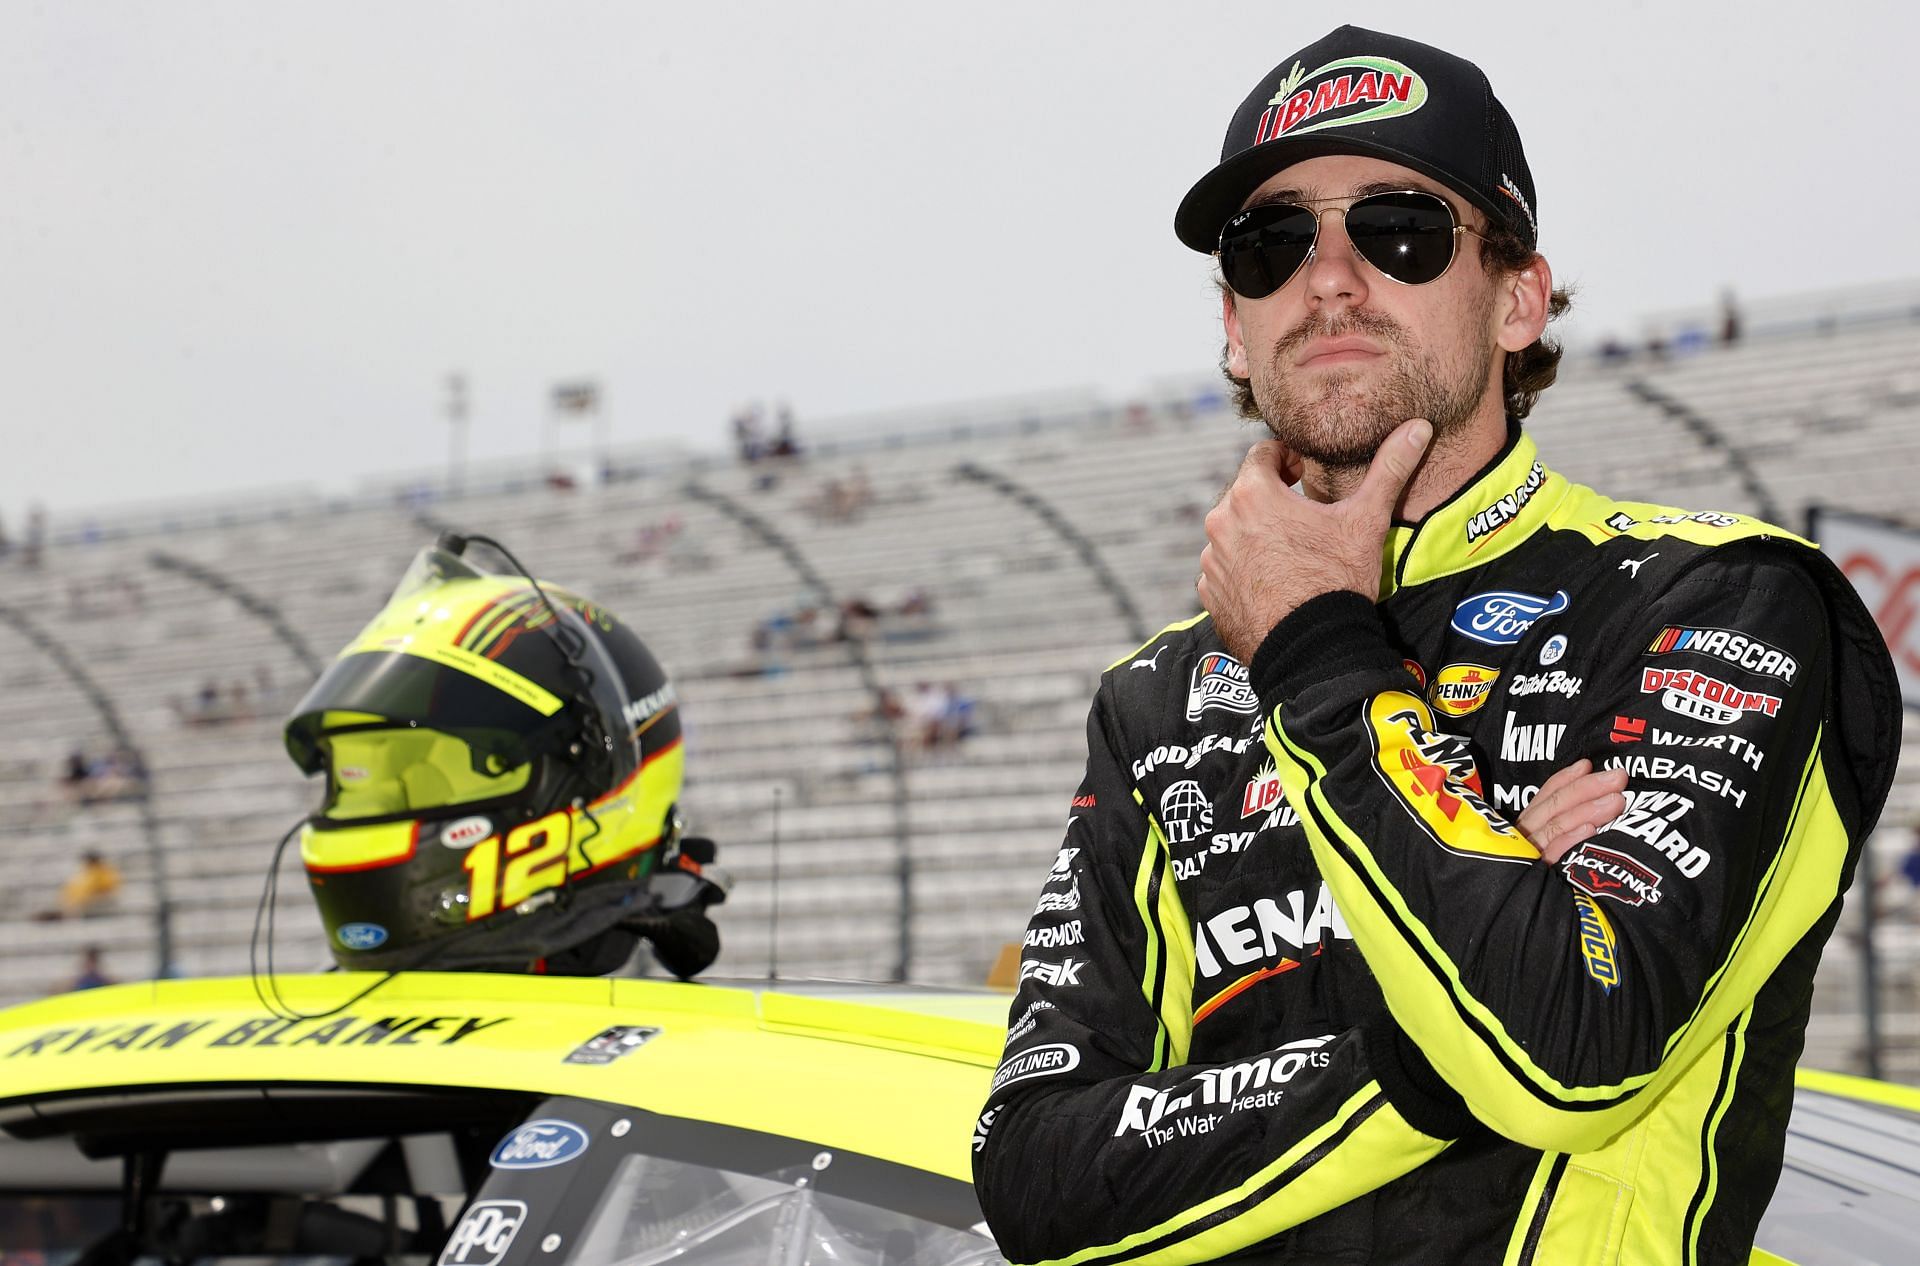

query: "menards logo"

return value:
[1254, 56, 1427, 144]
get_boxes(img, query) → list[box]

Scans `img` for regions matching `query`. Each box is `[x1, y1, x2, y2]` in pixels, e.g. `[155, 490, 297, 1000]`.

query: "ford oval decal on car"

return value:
[335, 922, 388, 950]
[490, 1119, 590, 1169]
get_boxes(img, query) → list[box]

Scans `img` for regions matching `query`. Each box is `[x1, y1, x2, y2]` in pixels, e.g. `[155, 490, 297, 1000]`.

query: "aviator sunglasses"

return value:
[1216, 190, 1487, 299]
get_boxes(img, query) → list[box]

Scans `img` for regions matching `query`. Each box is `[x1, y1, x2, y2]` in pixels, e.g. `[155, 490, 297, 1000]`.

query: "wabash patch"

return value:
[1366, 693, 1533, 865]
[1252, 55, 1428, 144]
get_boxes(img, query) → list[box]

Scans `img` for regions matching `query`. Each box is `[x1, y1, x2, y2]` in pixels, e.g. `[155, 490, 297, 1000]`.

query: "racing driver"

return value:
[974, 25, 1899, 1266]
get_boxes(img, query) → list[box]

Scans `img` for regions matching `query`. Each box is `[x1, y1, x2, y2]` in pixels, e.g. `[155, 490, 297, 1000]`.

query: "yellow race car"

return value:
[0, 972, 1914, 1264]
[0, 972, 1007, 1264]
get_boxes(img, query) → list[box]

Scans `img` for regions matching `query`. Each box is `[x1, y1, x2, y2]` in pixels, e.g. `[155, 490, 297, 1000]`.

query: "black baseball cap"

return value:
[1174, 26, 1537, 254]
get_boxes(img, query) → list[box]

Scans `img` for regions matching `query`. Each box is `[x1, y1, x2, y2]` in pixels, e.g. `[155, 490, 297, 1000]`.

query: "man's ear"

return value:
[1496, 252, 1553, 354]
[1222, 286, 1250, 378]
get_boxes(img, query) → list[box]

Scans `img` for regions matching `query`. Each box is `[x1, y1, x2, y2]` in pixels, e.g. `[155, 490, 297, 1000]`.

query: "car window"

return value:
[549, 1154, 1002, 1266]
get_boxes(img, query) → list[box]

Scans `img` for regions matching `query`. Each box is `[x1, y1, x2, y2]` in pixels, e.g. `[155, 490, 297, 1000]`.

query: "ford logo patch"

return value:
[335, 922, 388, 950]
[1450, 590, 1569, 646]
[490, 1119, 590, 1170]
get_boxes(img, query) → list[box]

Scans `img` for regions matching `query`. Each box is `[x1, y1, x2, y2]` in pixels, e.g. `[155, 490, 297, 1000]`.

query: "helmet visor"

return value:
[318, 723, 533, 822]
[286, 649, 564, 777]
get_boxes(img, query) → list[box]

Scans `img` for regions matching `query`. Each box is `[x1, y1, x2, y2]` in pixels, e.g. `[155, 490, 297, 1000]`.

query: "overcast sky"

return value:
[4, 1, 1916, 526]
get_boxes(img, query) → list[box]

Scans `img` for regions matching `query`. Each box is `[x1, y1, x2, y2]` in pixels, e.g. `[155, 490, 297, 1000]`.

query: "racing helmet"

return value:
[284, 538, 684, 972]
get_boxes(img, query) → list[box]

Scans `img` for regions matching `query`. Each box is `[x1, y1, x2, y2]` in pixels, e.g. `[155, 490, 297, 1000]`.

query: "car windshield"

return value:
[505, 1154, 997, 1266]
[0, 1088, 1005, 1266]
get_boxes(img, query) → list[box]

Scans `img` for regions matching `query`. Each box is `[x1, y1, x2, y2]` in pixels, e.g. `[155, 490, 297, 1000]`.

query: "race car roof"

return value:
[5, 973, 1919, 1264]
[0, 972, 1007, 1186]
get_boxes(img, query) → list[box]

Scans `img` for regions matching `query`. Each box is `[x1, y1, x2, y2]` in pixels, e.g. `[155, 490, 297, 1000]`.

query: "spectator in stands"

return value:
[34, 851, 123, 921]
[63, 946, 112, 992]
[22, 503, 44, 568]
[904, 681, 975, 752]
[1719, 288, 1744, 346]
[884, 588, 939, 643]
[852, 687, 909, 741]
[812, 466, 874, 523]
[770, 402, 802, 459]
[91, 747, 148, 802]
[835, 595, 882, 643]
[733, 404, 765, 463]
[60, 749, 91, 802]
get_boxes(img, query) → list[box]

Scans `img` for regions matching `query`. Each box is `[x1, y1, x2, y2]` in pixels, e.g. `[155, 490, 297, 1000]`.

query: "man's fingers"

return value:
[1518, 762, 1629, 864]
[1534, 790, 1628, 864]
[1530, 758, 1594, 808]
[1351, 418, 1433, 520]
[1235, 440, 1295, 491]
[1520, 763, 1625, 833]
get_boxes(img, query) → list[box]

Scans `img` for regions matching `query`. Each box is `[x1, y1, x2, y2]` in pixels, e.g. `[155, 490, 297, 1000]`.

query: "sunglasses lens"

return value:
[1344, 192, 1458, 284]
[1219, 205, 1317, 300]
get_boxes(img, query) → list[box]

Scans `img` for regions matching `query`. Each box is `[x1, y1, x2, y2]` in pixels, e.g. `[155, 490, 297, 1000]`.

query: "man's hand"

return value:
[1199, 419, 1432, 662]
[1516, 759, 1630, 864]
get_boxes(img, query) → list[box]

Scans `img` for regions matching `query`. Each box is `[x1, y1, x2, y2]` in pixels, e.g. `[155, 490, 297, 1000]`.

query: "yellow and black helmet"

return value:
[284, 538, 684, 972]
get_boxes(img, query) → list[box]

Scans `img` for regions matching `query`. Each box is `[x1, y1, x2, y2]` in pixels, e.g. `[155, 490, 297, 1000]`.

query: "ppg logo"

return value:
[334, 922, 388, 950]
[490, 1119, 590, 1169]
[1450, 590, 1569, 646]
[439, 1199, 526, 1265]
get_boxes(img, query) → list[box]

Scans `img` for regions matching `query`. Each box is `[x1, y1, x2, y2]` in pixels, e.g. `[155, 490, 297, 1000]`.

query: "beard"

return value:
[1249, 303, 1495, 470]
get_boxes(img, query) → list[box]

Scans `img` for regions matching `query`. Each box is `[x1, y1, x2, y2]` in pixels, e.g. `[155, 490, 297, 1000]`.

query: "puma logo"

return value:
[1618, 554, 1657, 579]
[1131, 645, 1169, 671]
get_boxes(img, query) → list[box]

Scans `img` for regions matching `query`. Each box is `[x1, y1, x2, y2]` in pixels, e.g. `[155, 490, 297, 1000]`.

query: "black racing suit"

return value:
[973, 427, 1898, 1266]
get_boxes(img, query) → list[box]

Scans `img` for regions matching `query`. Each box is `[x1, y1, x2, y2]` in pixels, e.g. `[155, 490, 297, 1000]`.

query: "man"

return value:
[973, 26, 1898, 1266]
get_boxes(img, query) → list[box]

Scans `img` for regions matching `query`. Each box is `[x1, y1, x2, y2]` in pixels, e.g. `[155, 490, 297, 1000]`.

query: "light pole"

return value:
[445, 373, 469, 499]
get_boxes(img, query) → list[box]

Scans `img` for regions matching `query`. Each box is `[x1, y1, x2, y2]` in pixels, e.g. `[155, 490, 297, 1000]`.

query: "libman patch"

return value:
[1366, 693, 1534, 864]
[1253, 56, 1428, 144]
[1428, 663, 1500, 717]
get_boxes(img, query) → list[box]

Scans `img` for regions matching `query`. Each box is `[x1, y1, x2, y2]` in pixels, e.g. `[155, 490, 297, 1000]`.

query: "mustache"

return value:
[1273, 309, 1408, 361]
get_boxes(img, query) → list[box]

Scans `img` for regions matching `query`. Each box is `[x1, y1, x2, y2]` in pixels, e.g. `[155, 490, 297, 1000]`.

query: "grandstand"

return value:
[3, 286, 1918, 1081]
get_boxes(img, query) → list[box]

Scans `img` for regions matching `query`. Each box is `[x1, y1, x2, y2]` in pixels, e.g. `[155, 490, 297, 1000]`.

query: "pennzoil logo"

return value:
[1254, 56, 1427, 143]
[1368, 694, 1532, 864]
[1428, 663, 1499, 717]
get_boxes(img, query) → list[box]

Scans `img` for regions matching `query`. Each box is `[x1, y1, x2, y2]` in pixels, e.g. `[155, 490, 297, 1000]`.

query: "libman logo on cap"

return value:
[1254, 56, 1428, 144]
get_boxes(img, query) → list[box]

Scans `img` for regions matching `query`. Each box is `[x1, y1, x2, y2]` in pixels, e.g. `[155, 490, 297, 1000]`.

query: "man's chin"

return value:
[1262, 399, 1403, 469]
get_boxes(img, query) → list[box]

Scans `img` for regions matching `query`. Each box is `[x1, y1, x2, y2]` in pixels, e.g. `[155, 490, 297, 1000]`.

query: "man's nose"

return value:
[1301, 206, 1371, 310]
